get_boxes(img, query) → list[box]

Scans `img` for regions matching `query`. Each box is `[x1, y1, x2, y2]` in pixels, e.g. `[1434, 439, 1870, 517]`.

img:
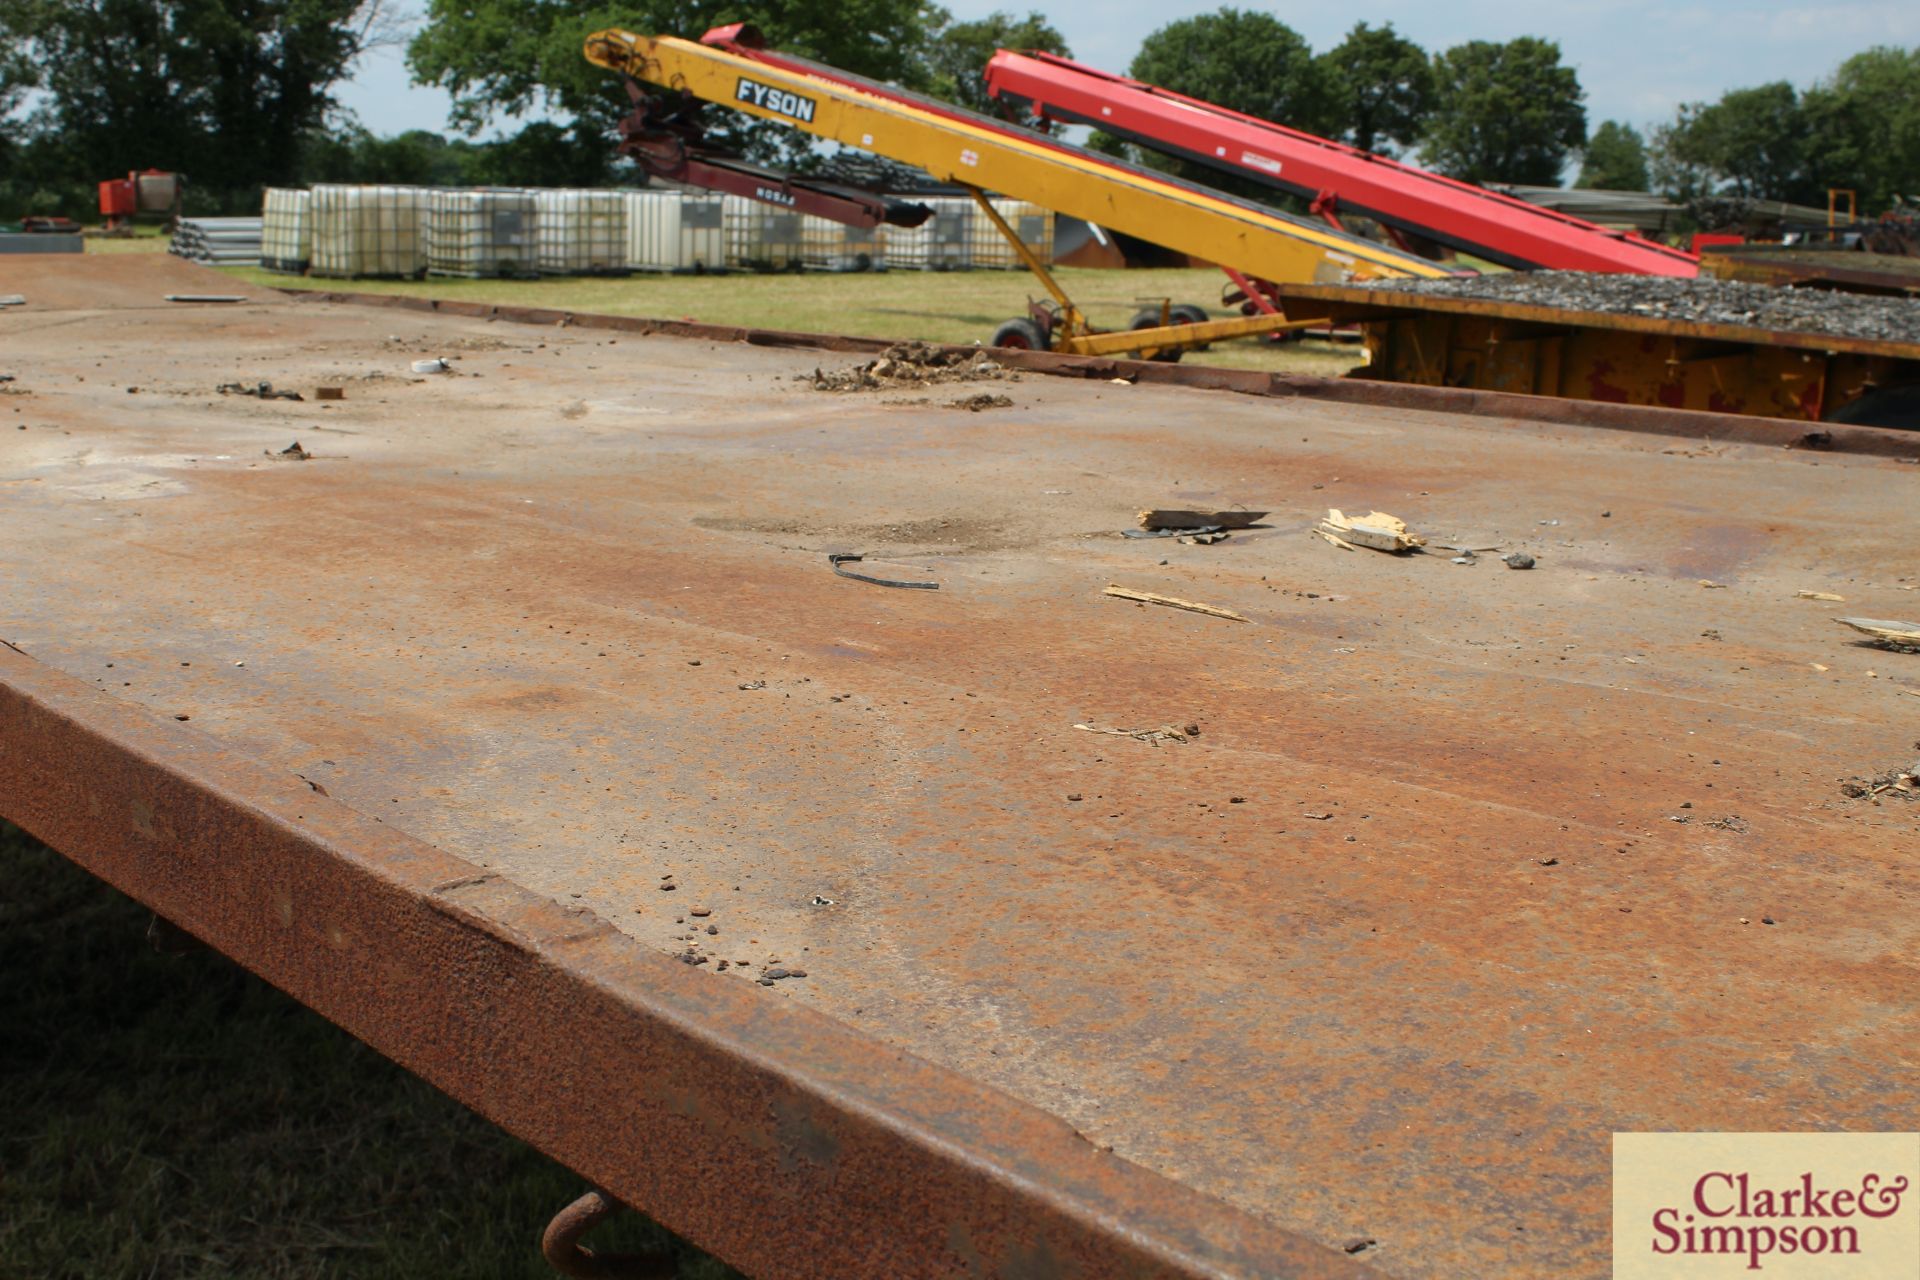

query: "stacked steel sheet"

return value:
[168, 216, 263, 265]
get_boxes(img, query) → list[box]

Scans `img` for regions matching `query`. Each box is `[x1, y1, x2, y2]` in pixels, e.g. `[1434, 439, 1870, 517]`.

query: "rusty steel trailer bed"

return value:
[1, 256, 1915, 1278]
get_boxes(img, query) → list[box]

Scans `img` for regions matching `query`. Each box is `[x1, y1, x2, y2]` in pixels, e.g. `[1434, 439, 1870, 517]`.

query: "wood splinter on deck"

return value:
[1103, 585, 1248, 622]
[1315, 508, 1425, 553]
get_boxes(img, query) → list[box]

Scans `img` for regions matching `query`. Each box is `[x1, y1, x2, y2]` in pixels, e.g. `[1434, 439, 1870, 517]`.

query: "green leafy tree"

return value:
[1319, 21, 1434, 156]
[1424, 37, 1586, 185]
[408, 0, 943, 167]
[1576, 120, 1648, 190]
[1648, 108, 1711, 205]
[1129, 8, 1336, 136]
[1112, 7, 1333, 198]
[0, 45, 38, 183]
[923, 9, 1069, 122]
[0, 0, 387, 199]
[1649, 81, 1811, 203]
[1800, 46, 1920, 211]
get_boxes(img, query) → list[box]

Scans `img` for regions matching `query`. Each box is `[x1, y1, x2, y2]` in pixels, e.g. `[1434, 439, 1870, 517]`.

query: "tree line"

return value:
[1, 0, 1914, 224]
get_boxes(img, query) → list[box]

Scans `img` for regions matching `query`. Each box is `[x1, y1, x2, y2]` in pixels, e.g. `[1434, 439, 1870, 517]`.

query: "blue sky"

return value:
[336, 1, 1920, 141]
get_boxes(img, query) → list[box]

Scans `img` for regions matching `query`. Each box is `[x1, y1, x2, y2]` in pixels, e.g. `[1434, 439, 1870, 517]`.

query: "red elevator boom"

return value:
[984, 50, 1699, 277]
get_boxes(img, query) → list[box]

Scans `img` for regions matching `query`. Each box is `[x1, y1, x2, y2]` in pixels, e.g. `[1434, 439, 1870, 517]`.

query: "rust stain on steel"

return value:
[1701, 248, 1920, 298]
[281, 287, 1920, 457]
[0, 650, 1365, 1280]
[1270, 282, 1920, 426]
[1272, 281, 1920, 362]
[3, 259, 1916, 1277]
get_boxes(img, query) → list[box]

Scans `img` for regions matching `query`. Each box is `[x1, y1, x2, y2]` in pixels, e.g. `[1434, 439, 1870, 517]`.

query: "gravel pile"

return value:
[1362, 271, 1920, 345]
[806, 341, 1011, 392]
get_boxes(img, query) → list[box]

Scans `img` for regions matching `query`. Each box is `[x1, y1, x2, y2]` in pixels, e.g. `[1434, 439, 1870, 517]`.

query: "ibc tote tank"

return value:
[976, 199, 1054, 269]
[428, 188, 538, 278]
[625, 191, 726, 272]
[260, 188, 312, 275]
[534, 190, 628, 275]
[886, 197, 972, 270]
[800, 216, 884, 272]
[722, 196, 805, 271]
[310, 185, 428, 278]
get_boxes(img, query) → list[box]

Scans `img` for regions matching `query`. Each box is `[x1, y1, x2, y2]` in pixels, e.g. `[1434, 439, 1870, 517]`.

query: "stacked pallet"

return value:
[168, 217, 263, 266]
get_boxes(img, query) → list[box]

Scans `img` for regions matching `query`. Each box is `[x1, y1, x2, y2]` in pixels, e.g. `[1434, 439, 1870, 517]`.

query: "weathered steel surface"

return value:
[1272, 282, 1920, 424]
[287, 287, 1920, 457]
[1274, 280, 1920, 358]
[1699, 247, 1920, 298]
[2, 256, 1917, 1278]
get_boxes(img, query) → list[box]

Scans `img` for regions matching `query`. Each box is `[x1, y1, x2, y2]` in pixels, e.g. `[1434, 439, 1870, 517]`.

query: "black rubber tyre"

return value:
[1127, 308, 1184, 362]
[990, 317, 1049, 351]
[1170, 302, 1211, 349]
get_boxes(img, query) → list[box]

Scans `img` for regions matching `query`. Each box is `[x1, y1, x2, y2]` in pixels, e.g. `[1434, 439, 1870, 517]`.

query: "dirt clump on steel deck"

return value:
[806, 341, 1012, 392]
[1364, 271, 1920, 344]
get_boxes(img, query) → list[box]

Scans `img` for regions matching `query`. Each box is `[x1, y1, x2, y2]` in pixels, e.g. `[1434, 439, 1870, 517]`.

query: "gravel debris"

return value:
[807, 341, 1010, 392]
[1360, 272, 1920, 346]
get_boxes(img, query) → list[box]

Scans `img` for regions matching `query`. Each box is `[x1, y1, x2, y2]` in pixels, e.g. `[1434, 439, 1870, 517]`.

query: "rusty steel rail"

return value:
[0, 649, 1362, 1280]
[282, 288, 1920, 457]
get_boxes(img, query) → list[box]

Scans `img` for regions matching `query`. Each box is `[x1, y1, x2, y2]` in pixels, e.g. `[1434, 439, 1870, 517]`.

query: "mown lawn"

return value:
[0, 822, 740, 1280]
[217, 262, 1367, 376]
[52, 221, 1367, 378]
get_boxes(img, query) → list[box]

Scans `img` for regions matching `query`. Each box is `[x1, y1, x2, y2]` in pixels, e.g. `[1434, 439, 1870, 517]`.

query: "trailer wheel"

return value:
[1127, 309, 1184, 362]
[1170, 303, 1211, 349]
[990, 317, 1049, 351]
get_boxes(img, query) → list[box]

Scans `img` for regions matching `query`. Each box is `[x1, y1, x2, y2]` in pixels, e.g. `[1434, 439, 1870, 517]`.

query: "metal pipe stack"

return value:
[168, 217, 263, 265]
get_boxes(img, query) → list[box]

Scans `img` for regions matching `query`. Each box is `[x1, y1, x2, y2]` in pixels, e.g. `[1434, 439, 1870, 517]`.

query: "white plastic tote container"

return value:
[534, 189, 627, 275]
[800, 216, 884, 271]
[722, 195, 805, 270]
[886, 197, 972, 270]
[260, 188, 311, 274]
[310, 185, 428, 278]
[625, 191, 726, 272]
[428, 188, 538, 278]
[975, 199, 1054, 269]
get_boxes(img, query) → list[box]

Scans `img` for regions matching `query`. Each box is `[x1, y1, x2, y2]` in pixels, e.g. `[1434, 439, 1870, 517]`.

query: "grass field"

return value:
[0, 823, 737, 1280]
[95, 232, 1367, 377]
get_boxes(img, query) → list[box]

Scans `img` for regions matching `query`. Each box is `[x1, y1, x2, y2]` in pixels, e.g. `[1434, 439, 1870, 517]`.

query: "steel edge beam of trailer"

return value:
[0, 647, 1371, 1280]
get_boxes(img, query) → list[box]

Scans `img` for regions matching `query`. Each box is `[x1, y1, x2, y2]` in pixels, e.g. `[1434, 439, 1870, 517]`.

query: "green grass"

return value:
[94, 232, 1366, 375]
[0, 822, 741, 1280]
[227, 264, 1365, 375]
[80, 224, 177, 254]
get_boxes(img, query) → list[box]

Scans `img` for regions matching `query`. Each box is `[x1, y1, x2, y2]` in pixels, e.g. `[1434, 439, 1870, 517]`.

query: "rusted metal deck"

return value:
[1273, 280, 1920, 425]
[1701, 247, 1920, 299]
[2, 256, 1916, 1278]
